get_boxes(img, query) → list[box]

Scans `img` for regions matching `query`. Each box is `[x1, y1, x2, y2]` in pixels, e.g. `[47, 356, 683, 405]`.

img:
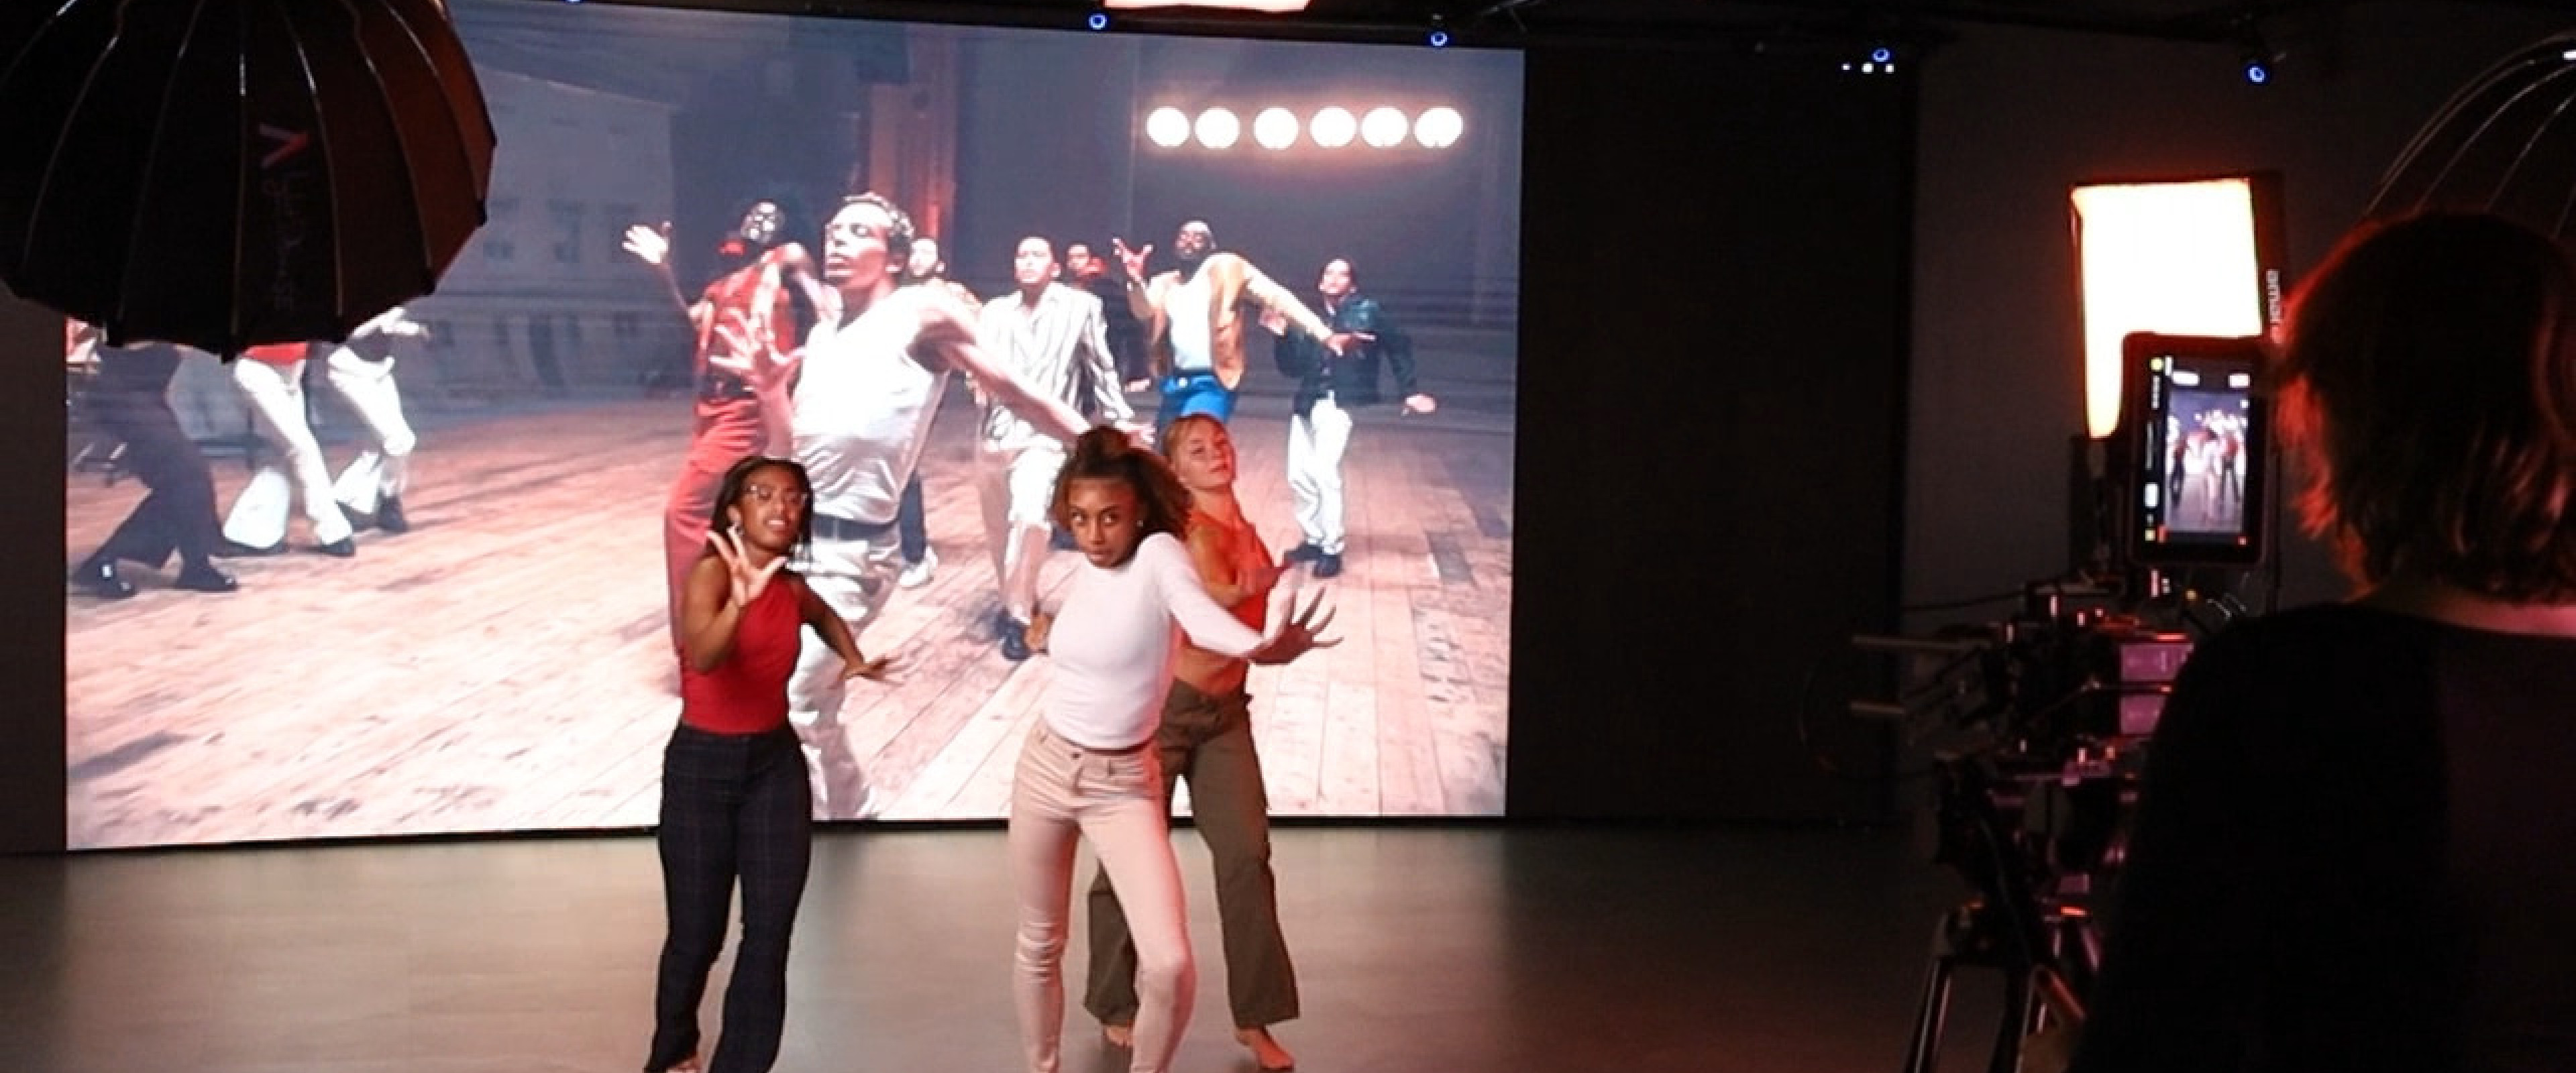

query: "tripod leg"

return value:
[1902, 918, 1961, 1073]
[1986, 969, 2028, 1073]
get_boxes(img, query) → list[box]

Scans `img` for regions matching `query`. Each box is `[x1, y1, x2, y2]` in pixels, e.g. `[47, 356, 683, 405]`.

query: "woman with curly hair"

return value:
[1006, 427, 1336, 1073]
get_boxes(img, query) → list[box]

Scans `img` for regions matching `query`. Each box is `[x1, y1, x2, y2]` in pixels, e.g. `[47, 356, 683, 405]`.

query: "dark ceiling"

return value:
[568, 0, 2569, 50]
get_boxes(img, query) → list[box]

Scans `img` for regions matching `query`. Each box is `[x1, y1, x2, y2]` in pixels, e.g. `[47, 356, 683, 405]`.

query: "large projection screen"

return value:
[62, 1, 1520, 848]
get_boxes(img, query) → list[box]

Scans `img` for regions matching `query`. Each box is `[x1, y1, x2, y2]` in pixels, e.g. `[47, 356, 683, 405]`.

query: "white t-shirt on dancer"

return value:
[1045, 532, 1285, 750]
[792, 291, 951, 526]
[1167, 269, 1214, 373]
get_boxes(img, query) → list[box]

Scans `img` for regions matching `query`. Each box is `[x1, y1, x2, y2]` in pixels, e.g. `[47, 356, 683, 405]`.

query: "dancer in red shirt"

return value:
[646, 454, 889, 1073]
[625, 199, 831, 652]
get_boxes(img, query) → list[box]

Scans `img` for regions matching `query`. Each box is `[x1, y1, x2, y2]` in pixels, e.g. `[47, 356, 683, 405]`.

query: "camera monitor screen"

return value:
[2120, 333, 2269, 567]
[62, 1, 1521, 848]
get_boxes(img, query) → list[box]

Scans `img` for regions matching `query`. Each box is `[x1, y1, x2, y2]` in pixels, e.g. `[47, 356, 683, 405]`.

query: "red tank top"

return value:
[678, 577, 802, 733]
[242, 343, 307, 366]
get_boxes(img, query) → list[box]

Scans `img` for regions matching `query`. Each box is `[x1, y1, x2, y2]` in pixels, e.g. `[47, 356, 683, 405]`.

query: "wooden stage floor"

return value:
[64, 392, 1515, 848]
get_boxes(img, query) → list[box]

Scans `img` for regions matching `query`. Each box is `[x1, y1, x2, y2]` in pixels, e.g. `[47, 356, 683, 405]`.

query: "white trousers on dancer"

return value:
[786, 531, 902, 820]
[1010, 720, 1193, 1073]
[324, 349, 417, 516]
[223, 358, 354, 548]
[976, 441, 1065, 624]
[1286, 396, 1354, 556]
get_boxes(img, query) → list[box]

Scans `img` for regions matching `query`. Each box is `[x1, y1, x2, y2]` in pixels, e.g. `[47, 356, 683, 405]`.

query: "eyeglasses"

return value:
[742, 486, 810, 508]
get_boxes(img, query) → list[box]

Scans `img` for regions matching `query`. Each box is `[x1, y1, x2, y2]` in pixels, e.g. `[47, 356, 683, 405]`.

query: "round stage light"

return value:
[1145, 107, 1189, 148]
[1253, 107, 1299, 150]
[1360, 107, 1407, 148]
[1413, 107, 1463, 148]
[1195, 107, 1241, 150]
[1311, 107, 1356, 148]
[1087, 11, 1109, 30]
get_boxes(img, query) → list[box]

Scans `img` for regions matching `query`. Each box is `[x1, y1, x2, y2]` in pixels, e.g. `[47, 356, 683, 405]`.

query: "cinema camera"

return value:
[1860, 333, 2273, 1073]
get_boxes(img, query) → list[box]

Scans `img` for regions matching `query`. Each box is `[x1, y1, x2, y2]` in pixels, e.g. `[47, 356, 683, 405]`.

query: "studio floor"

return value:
[0, 824, 2022, 1073]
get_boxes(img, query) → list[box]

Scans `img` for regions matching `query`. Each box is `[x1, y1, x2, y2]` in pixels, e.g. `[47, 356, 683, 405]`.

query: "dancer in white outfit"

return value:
[1010, 429, 1336, 1073]
[221, 342, 356, 557]
[764, 194, 1102, 820]
[977, 235, 1136, 660]
[325, 305, 431, 532]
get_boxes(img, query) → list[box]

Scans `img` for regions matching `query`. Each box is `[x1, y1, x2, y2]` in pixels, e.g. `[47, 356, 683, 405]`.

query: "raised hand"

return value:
[707, 528, 786, 609]
[1254, 589, 1340, 665]
[622, 222, 674, 268]
[1110, 237, 1153, 282]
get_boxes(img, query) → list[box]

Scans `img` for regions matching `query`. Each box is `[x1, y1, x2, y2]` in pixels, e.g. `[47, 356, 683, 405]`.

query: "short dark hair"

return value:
[2275, 212, 2576, 600]
[710, 455, 816, 557]
[1052, 427, 1193, 541]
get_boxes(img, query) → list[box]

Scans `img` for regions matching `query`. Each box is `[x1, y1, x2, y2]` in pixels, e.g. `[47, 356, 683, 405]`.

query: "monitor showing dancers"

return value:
[2121, 334, 2271, 567]
[62, 1, 1521, 848]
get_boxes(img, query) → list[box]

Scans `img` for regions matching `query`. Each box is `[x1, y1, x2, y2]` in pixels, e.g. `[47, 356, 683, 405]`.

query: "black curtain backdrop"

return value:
[1506, 45, 1913, 822]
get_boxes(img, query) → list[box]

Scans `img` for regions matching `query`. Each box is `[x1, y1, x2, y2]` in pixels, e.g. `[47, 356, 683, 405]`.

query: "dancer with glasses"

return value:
[646, 454, 888, 1073]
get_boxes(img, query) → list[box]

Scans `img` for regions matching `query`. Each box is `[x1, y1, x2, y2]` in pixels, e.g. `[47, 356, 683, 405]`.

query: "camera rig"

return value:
[1856, 575, 2214, 1073]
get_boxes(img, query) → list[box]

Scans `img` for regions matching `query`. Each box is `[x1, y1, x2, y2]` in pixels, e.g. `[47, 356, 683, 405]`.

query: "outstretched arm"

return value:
[1145, 535, 1332, 664]
[1242, 265, 1336, 345]
[352, 305, 429, 341]
[755, 324, 816, 453]
[914, 292, 1090, 443]
[797, 574, 889, 681]
[1354, 299, 1433, 411]
[623, 222, 706, 327]
[1112, 238, 1159, 323]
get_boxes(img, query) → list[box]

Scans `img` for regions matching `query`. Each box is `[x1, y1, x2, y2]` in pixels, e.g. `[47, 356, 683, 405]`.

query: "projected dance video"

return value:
[62, 1, 1521, 848]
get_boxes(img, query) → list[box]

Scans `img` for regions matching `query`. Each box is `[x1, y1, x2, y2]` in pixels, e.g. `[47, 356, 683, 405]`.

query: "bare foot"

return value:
[1102, 1023, 1134, 1048]
[1235, 1026, 1295, 1070]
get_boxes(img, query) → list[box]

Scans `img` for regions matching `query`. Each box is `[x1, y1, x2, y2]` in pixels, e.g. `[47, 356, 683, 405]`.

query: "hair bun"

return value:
[1075, 425, 1130, 459]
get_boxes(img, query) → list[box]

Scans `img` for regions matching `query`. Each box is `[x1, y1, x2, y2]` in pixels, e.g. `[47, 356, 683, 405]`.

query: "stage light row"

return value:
[1143, 107, 1464, 150]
